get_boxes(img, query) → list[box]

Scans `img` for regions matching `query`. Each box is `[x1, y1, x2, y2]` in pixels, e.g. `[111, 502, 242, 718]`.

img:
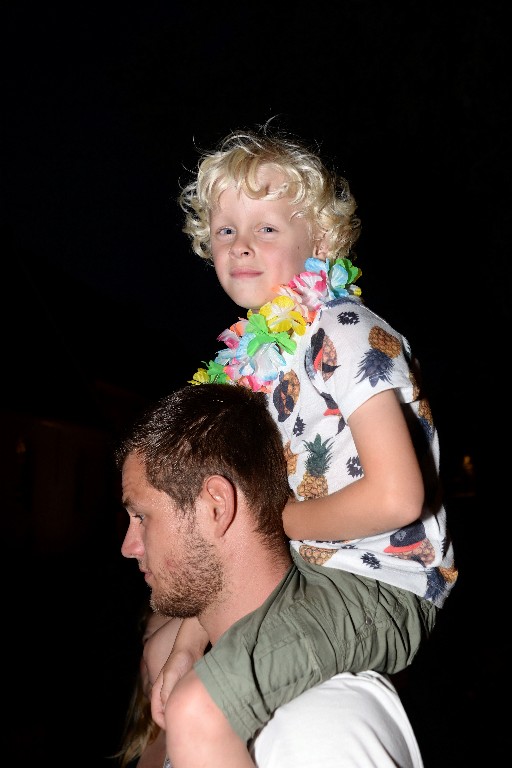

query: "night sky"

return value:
[6, 4, 509, 446]
[3, 2, 509, 764]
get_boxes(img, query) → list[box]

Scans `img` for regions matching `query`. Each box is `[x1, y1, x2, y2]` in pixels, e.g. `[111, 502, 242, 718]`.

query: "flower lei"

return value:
[190, 257, 362, 393]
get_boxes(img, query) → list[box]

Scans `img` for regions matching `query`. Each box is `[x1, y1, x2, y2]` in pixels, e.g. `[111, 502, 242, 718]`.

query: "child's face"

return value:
[210, 167, 322, 311]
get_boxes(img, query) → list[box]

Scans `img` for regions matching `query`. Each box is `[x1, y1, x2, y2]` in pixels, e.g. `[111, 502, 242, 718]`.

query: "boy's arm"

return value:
[283, 389, 424, 541]
[150, 616, 210, 729]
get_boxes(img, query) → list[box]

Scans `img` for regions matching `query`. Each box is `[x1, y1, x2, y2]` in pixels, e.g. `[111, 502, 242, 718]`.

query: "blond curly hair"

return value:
[178, 124, 361, 262]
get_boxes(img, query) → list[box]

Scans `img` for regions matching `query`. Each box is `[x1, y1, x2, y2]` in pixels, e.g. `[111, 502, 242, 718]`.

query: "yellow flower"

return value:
[189, 368, 210, 385]
[259, 295, 308, 336]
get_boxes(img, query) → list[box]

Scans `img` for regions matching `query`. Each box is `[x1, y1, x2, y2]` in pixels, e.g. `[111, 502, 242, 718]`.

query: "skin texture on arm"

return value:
[282, 390, 425, 541]
[166, 670, 256, 768]
[138, 616, 182, 767]
[150, 616, 209, 729]
[144, 616, 183, 693]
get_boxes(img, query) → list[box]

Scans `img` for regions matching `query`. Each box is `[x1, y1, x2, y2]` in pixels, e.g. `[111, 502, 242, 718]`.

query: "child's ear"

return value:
[312, 232, 329, 260]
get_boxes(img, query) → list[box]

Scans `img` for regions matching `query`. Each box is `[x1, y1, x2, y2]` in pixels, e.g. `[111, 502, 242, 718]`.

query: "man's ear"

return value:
[200, 475, 236, 537]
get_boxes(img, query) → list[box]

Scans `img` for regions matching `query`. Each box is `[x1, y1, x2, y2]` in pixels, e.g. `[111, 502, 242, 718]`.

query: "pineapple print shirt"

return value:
[267, 296, 456, 608]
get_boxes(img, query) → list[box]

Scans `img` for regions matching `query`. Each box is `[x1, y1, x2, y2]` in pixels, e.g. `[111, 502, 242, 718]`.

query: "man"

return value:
[117, 383, 423, 768]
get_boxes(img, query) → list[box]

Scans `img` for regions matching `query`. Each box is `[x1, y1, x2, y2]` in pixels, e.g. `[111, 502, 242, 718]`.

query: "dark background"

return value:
[3, 2, 508, 765]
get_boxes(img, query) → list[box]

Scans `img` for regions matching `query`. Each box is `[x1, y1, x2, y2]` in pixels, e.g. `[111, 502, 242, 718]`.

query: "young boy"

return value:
[147, 125, 457, 765]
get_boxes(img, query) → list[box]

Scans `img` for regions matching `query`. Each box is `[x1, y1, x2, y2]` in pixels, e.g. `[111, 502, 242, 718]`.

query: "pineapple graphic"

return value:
[296, 433, 333, 499]
[418, 397, 434, 441]
[356, 325, 402, 386]
[283, 440, 298, 475]
[418, 398, 432, 425]
[439, 564, 458, 584]
[299, 544, 336, 565]
[409, 370, 420, 400]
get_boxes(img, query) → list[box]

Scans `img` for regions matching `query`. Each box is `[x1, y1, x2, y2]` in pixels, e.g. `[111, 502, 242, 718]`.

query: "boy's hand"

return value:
[150, 616, 209, 729]
[151, 648, 197, 728]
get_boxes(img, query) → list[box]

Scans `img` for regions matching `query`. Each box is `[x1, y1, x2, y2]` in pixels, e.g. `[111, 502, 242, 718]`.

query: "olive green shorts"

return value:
[194, 549, 437, 743]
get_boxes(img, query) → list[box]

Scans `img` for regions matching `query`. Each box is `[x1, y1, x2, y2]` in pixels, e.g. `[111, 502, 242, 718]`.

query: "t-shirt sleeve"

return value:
[308, 303, 416, 421]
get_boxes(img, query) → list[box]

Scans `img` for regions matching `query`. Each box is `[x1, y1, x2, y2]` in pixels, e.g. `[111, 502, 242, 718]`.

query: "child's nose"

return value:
[229, 239, 252, 257]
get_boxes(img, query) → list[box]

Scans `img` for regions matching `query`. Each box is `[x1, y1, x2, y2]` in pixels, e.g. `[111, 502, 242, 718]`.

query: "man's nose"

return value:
[121, 521, 144, 559]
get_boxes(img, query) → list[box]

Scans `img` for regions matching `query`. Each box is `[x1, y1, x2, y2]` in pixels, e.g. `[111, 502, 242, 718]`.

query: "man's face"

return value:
[121, 452, 223, 617]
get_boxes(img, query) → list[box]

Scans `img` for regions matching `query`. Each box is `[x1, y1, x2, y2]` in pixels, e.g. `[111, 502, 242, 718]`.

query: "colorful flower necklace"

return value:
[190, 257, 362, 393]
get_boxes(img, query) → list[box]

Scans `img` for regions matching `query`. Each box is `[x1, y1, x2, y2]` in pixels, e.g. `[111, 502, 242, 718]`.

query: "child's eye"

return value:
[260, 226, 275, 233]
[218, 226, 235, 236]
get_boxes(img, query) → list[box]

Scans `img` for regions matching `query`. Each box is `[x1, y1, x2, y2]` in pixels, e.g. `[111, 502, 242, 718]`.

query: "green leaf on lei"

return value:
[246, 312, 297, 356]
[336, 257, 361, 285]
[206, 360, 229, 383]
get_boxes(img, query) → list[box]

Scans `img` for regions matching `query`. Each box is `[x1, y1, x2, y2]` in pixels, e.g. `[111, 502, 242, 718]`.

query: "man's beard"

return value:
[149, 532, 224, 618]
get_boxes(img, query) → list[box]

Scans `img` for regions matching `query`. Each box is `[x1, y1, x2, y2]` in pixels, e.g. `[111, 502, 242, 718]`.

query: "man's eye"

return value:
[135, 513, 145, 523]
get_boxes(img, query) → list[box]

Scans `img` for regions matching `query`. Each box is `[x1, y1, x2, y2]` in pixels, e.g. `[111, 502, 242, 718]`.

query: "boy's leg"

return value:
[192, 562, 435, 744]
[165, 670, 256, 768]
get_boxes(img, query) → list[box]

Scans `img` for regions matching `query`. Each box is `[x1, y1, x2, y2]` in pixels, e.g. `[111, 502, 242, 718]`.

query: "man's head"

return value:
[117, 383, 290, 617]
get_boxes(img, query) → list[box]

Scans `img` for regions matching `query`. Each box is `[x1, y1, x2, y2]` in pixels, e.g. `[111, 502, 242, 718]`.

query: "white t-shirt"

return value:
[267, 298, 456, 607]
[251, 671, 423, 767]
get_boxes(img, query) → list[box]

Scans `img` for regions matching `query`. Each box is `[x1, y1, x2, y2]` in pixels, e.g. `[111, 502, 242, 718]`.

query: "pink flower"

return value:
[287, 270, 329, 310]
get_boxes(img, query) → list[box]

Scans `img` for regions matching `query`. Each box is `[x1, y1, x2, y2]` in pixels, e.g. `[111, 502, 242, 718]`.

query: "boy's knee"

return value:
[166, 672, 253, 766]
[166, 670, 235, 744]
